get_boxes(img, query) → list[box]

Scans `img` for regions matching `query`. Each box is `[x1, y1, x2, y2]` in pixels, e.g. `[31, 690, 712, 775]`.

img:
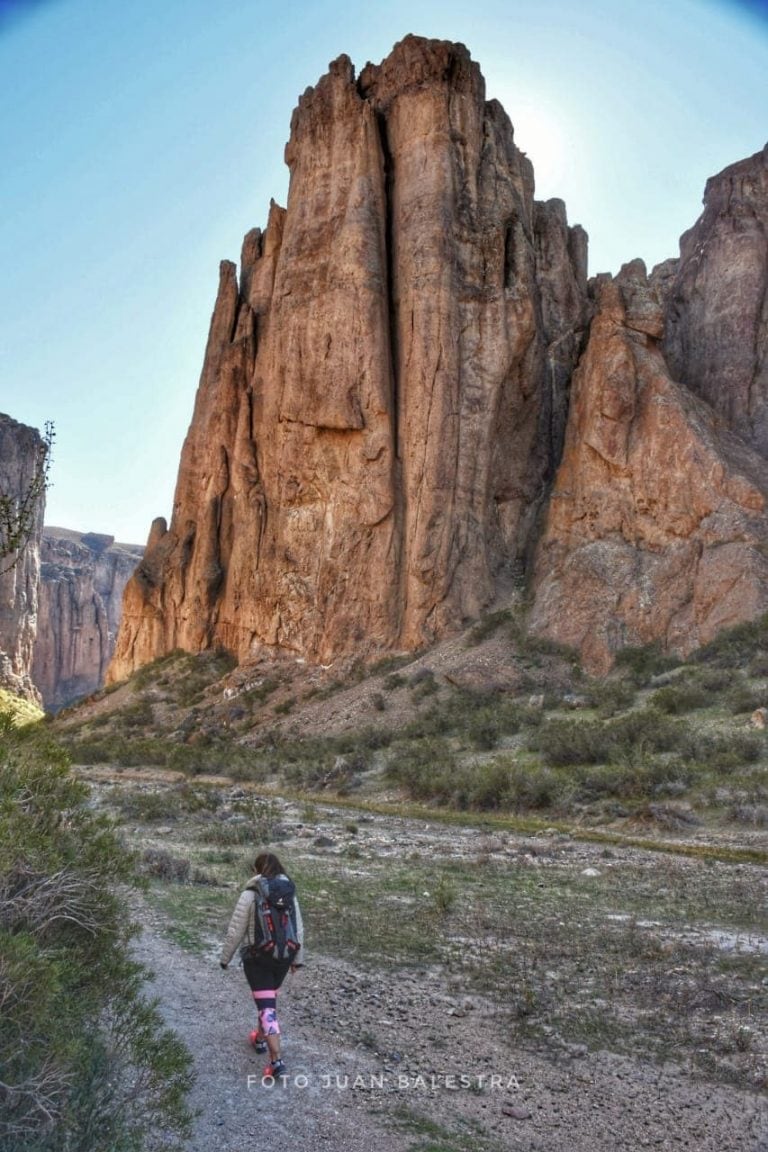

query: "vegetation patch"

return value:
[0, 715, 193, 1150]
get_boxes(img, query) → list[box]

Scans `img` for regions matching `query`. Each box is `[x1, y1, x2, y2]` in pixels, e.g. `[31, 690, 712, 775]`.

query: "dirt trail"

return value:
[133, 917, 412, 1152]
[134, 901, 768, 1152]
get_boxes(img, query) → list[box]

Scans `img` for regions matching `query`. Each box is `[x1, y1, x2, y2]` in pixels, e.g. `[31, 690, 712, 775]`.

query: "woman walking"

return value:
[219, 851, 305, 1079]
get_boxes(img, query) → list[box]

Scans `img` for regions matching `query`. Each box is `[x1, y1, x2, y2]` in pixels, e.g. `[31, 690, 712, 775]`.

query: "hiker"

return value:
[219, 851, 305, 1079]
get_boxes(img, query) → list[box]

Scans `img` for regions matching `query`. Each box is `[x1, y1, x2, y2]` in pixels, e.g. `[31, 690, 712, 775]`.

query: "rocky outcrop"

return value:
[108, 35, 768, 681]
[0, 414, 46, 703]
[32, 529, 142, 710]
[530, 262, 768, 673]
[663, 144, 768, 455]
[110, 37, 588, 680]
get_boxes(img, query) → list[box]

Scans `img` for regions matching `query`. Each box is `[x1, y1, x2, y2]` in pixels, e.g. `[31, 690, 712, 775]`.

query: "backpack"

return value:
[247, 875, 300, 962]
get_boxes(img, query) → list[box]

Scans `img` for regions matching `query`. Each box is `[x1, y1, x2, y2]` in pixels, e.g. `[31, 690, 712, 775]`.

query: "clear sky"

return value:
[1, 0, 767, 544]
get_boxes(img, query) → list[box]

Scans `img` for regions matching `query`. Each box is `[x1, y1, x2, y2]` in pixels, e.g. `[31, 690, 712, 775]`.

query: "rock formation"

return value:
[110, 36, 588, 680]
[0, 414, 46, 703]
[530, 262, 768, 673]
[663, 145, 768, 456]
[108, 35, 768, 681]
[32, 529, 143, 711]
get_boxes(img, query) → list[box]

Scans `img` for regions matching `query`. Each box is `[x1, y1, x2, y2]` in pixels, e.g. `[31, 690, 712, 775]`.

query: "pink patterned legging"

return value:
[253, 990, 280, 1036]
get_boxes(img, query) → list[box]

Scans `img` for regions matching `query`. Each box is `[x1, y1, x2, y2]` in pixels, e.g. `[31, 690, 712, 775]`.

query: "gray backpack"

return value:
[247, 875, 300, 961]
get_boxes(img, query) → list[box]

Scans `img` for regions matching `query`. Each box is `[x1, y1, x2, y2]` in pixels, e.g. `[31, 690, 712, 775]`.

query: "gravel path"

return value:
[133, 909, 768, 1152]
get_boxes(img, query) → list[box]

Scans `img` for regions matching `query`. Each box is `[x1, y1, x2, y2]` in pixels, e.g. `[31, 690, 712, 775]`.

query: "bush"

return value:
[503, 761, 563, 810]
[385, 738, 457, 803]
[614, 642, 680, 685]
[466, 610, 513, 646]
[725, 682, 765, 715]
[650, 681, 715, 715]
[692, 613, 768, 668]
[678, 729, 764, 772]
[532, 708, 683, 767]
[586, 679, 637, 718]
[139, 848, 216, 886]
[0, 717, 193, 1150]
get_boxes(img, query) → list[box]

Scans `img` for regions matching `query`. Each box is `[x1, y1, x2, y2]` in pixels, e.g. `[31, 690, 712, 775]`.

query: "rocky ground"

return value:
[115, 780, 768, 1152]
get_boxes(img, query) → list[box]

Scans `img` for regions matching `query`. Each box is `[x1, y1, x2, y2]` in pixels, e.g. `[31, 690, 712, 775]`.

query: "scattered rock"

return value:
[750, 707, 768, 729]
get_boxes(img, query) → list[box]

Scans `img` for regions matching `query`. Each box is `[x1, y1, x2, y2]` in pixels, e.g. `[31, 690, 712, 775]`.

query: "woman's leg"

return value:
[243, 958, 291, 1067]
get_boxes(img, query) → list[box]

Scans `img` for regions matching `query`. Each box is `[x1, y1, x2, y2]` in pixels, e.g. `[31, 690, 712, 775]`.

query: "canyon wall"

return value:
[529, 259, 768, 673]
[32, 529, 143, 711]
[109, 37, 768, 680]
[0, 413, 45, 703]
[110, 36, 588, 679]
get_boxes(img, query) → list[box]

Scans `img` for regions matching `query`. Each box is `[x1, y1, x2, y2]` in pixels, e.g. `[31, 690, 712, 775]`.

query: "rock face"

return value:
[32, 529, 143, 710]
[0, 414, 46, 703]
[530, 262, 768, 673]
[663, 145, 768, 456]
[110, 37, 588, 680]
[108, 35, 768, 681]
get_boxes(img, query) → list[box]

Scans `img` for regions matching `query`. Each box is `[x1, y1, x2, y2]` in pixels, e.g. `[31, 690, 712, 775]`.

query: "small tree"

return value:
[0, 717, 194, 1150]
[0, 420, 54, 573]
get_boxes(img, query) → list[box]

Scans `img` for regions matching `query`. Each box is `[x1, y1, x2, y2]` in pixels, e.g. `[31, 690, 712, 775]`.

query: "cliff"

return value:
[32, 529, 143, 711]
[108, 38, 768, 679]
[0, 414, 46, 703]
[110, 37, 588, 679]
[530, 262, 768, 672]
[663, 144, 768, 455]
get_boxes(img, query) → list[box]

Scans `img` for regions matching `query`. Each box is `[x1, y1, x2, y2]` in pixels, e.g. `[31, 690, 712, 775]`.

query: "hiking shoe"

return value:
[263, 1059, 286, 1079]
[249, 1030, 267, 1054]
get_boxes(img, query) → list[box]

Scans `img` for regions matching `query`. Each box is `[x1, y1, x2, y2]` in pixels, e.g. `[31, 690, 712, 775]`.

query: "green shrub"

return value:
[0, 718, 193, 1150]
[614, 642, 680, 685]
[650, 681, 715, 715]
[466, 609, 513, 646]
[503, 760, 563, 810]
[532, 708, 683, 767]
[386, 738, 457, 803]
[573, 753, 695, 802]
[725, 682, 765, 715]
[403, 688, 527, 746]
[678, 729, 764, 773]
[369, 653, 417, 676]
[692, 613, 768, 668]
[410, 669, 438, 700]
[586, 678, 637, 718]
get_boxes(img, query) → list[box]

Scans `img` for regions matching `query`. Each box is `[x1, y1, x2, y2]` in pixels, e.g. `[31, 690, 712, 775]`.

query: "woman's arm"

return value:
[219, 889, 254, 966]
[292, 895, 306, 966]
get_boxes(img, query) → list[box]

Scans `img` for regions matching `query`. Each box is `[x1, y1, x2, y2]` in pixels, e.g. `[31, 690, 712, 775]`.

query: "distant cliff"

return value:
[33, 529, 142, 711]
[108, 36, 768, 679]
[0, 414, 46, 702]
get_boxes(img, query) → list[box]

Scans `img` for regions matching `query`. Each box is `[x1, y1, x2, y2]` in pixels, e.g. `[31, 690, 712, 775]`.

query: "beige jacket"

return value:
[220, 873, 305, 967]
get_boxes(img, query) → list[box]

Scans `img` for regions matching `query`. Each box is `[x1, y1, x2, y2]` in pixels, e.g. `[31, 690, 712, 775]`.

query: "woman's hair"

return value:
[253, 851, 285, 878]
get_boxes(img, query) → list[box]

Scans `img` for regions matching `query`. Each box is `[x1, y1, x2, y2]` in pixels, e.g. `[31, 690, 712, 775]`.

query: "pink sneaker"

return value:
[249, 1030, 267, 1054]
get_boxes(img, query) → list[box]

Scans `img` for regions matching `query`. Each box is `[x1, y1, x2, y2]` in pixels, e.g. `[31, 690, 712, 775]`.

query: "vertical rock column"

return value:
[360, 37, 588, 644]
[0, 414, 45, 703]
[109, 36, 589, 681]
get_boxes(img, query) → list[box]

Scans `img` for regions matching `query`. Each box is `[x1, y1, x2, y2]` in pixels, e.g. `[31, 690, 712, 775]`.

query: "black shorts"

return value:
[242, 952, 292, 992]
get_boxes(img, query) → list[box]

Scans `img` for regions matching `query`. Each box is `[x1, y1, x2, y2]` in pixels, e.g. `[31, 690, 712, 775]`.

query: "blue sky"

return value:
[1, 0, 767, 543]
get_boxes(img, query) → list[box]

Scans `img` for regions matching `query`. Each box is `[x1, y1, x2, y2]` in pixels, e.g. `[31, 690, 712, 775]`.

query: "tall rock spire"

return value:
[110, 36, 589, 679]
